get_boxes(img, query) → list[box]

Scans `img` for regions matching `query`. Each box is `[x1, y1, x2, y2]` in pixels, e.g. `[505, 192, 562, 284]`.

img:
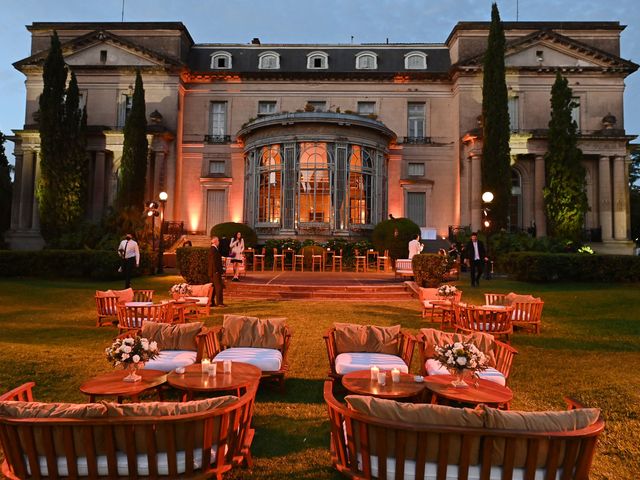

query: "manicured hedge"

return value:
[176, 247, 210, 284]
[500, 252, 640, 282]
[372, 218, 420, 260]
[412, 253, 449, 287]
[0, 249, 154, 279]
[209, 222, 257, 247]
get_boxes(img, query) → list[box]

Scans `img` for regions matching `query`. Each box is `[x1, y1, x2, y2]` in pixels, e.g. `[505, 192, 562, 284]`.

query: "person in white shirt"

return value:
[408, 234, 424, 259]
[117, 233, 140, 288]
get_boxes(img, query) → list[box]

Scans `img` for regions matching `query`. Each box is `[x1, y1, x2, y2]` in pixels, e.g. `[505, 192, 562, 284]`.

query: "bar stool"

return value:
[253, 247, 265, 272]
[377, 249, 390, 272]
[354, 249, 366, 273]
[311, 251, 323, 272]
[293, 252, 304, 272]
[332, 248, 343, 272]
[273, 248, 285, 271]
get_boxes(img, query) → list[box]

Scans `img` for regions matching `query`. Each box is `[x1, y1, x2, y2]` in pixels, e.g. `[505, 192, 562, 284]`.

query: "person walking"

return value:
[229, 232, 245, 281]
[408, 234, 423, 259]
[207, 236, 225, 307]
[464, 232, 487, 287]
[117, 233, 140, 289]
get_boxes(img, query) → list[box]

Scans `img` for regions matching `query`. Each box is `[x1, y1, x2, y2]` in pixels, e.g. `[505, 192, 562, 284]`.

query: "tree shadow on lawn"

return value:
[256, 377, 325, 405]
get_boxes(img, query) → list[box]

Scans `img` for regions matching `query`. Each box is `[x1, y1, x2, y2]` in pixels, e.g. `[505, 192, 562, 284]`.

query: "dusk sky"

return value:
[1, 0, 639, 163]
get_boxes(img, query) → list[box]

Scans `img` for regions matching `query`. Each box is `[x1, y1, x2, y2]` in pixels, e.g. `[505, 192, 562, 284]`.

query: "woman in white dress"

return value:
[229, 232, 245, 281]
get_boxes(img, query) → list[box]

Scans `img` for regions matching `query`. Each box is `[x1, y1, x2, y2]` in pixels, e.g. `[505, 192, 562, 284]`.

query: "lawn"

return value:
[0, 275, 639, 479]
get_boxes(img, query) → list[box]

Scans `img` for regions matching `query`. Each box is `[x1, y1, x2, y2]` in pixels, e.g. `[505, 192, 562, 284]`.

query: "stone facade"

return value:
[6, 21, 637, 251]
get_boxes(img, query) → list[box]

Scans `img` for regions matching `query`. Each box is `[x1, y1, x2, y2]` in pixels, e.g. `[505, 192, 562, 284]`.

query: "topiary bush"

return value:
[412, 254, 449, 287]
[209, 222, 257, 247]
[176, 247, 210, 284]
[372, 218, 420, 260]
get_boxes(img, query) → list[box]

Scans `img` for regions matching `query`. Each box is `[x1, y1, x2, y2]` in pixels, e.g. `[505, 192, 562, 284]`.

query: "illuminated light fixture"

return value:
[159, 191, 168, 201]
[484, 220, 491, 228]
[482, 191, 494, 203]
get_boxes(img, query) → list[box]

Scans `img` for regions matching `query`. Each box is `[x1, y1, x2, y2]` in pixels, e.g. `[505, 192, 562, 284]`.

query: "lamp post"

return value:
[482, 191, 494, 280]
[157, 191, 168, 274]
[144, 201, 160, 274]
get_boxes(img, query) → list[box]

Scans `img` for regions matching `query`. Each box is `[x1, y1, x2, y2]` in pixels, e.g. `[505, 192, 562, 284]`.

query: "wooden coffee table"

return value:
[424, 374, 513, 408]
[342, 370, 426, 401]
[80, 369, 167, 403]
[167, 362, 261, 401]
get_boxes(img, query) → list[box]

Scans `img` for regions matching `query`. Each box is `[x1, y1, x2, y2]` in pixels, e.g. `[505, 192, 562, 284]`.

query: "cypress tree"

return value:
[543, 72, 588, 241]
[481, 3, 511, 231]
[116, 70, 148, 212]
[37, 31, 67, 244]
[0, 132, 12, 237]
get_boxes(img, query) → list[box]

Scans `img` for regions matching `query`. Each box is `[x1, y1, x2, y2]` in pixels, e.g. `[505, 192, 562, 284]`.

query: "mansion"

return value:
[6, 20, 638, 251]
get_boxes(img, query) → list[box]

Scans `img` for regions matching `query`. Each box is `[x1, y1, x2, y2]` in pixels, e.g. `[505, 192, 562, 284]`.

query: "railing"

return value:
[204, 134, 231, 144]
[403, 136, 432, 144]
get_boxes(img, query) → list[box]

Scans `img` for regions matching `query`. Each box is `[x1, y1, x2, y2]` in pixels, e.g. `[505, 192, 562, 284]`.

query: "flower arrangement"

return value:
[170, 283, 192, 296]
[437, 284, 458, 298]
[577, 245, 595, 255]
[434, 342, 488, 387]
[105, 337, 159, 368]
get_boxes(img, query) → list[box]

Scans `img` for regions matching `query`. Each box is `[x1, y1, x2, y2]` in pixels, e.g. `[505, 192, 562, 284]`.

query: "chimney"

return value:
[251, 37, 261, 45]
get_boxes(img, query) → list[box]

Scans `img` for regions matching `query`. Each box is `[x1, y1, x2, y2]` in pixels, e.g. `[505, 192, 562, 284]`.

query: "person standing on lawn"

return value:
[117, 233, 139, 289]
[229, 231, 245, 281]
[464, 232, 487, 287]
[207, 236, 225, 307]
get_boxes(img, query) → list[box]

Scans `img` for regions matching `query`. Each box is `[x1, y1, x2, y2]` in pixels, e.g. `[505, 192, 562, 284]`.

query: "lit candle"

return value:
[391, 368, 400, 383]
[377, 371, 387, 386]
[201, 358, 210, 373]
[223, 359, 232, 373]
[208, 361, 217, 376]
[370, 365, 379, 381]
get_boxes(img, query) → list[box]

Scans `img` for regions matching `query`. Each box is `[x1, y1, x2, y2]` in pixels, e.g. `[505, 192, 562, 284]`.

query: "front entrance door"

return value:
[206, 189, 227, 232]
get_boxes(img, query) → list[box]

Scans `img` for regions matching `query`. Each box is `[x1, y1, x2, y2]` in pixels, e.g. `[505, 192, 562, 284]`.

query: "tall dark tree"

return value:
[481, 3, 511, 231]
[543, 72, 588, 241]
[0, 132, 13, 238]
[116, 70, 148, 212]
[629, 147, 640, 243]
[36, 31, 68, 243]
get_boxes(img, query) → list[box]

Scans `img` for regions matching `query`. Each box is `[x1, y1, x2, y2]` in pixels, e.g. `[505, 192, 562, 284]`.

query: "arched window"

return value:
[257, 145, 282, 223]
[404, 51, 427, 70]
[349, 145, 374, 224]
[307, 51, 329, 69]
[210, 51, 232, 69]
[258, 51, 280, 69]
[299, 143, 331, 223]
[509, 168, 522, 231]
[355, 51, 377, 70]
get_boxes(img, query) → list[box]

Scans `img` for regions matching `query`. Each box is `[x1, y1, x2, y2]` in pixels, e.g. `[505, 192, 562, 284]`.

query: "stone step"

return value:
[224, 282, 414, 300]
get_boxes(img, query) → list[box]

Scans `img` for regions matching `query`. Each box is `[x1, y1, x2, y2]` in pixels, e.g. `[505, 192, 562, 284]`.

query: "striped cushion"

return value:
[335, 353, 408, 375]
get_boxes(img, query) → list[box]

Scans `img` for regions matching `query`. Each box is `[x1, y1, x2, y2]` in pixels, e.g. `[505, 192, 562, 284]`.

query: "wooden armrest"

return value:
[0, 382, 36, 402]
[564, 396, 586, 410]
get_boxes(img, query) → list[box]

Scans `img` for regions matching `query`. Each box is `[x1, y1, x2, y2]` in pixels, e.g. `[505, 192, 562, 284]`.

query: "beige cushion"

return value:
[505, 292, 537, 305]
[345, 395, 483, 464]
[189, 283, 212, 297]
[140, 321, 203, 351]
[95, 290, 117, 298]
[334, 323, 401, 355]
[222, 315, 287, 349]
[419, 328, 496, 367]
[108, 288, 135, 303]
[483, 405, 601, 467]
[0, 401, 107, 456]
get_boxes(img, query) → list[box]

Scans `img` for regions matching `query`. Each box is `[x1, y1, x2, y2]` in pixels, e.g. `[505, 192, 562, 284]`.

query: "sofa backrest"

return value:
[140, 321, 204, 351]
[419, 327, 496, 366]
[222, 314, 287, 349]
[333, 323, 401, 355]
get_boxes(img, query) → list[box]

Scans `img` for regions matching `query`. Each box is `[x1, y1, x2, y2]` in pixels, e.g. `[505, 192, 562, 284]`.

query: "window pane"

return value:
[407, 103, 425, 138]
[357, 102, 375, 115]
[258, 101, 277, 115]
[299, 142, 330, 223]
[406, 192, 426, 227]
[408, 163, 425, 176]
[209, 161, 225, 174]
[349, 145, 373, 224]
[407, 55, 425, 69]
[258, 145, 282, 223]
[571, 97, 580, 131]
[508, 97, 519, 131]
[308, 101, 326, 112]
[210, 102, 227, 136]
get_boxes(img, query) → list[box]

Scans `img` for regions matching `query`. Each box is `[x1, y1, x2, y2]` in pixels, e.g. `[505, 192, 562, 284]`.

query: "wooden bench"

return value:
[394, 259, 413, 279]
[0, 382, 257, 480]
[324, 379, 604, 480]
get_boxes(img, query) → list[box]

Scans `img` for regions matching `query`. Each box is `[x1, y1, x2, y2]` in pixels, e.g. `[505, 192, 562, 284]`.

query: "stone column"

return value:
[9, 151, 24, 230]
[598, 155, 613, 240]
[534, 155, 547, 237]
[92, 151, 106, 222]
[612, 155, 627, 240]
[18, 150, 35, 229]
[470, 154, 482, 231]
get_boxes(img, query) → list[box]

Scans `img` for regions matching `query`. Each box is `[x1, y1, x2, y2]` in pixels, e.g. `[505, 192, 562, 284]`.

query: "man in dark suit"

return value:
[464, 232, 488, 287]
[207, 236, 225, 307]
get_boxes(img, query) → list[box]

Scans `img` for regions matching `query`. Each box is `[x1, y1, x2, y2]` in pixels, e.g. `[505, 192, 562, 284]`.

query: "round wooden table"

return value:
[424, 374, 513, 408]
[342, 370, 426, 401]
[167, 362, 261, 401]
[79, 369, 167, 403]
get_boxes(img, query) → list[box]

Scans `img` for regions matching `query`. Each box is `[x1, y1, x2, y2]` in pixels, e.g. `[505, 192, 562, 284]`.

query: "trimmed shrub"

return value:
[0, 249, 153, 279]
[372, 218, 420, 260]
[412, 254, 449, 287]
[500, 252, 640, 282]
[176, 247, 210, 284]
[299, 245, 326, 269]
[209, 222, 257, 247]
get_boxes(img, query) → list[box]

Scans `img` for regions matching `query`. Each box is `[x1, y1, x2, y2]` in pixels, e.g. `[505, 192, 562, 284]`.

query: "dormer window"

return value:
[210, 51, 232, 69]
[356, 51, 377, 70]
[404, 51, 427, 70]
[307, 51, 329, 70]
[259, 51, 280, 69]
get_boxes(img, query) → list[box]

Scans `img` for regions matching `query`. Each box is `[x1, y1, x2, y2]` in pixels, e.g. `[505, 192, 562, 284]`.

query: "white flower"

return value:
[124, 338, 134, 345]
[122, 345, 132, 353]
[121, 353, 130, 360]
[132, 354, 141, 363]
[456, 357, 467, 366]
[149, 341, 158, 351]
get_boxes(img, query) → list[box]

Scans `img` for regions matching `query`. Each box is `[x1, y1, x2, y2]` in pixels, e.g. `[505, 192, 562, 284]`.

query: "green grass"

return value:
[0, 275, 639, 479]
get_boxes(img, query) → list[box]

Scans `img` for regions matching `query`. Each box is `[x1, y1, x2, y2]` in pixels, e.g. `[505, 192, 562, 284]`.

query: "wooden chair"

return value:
[133, 289, 154, 302]
[485, 292, 544, 334]
[116, 303, 173, 333]
[187, 283, 214, 317]
[453, 304, 514, 343]
[272, 248, 285, 271]
[311, 251, 323, 272]
[253, 247, 265, 271]
[94, 293, 119, 327]
[377, 249, 390, 272]
[332, 249, 343, 272]
[293, 251, 304, 271]
[354, 249, 366, 272]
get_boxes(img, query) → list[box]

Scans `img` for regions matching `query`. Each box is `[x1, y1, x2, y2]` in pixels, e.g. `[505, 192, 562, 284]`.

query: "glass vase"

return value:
[449, 368, 468, 388]
[123, 362, 143, 382]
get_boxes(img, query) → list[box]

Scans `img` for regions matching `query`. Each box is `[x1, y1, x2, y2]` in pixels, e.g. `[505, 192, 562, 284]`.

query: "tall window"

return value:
[258, 51, 280, 69]
[571, 96, 581, 131]
[117, 92, 132, 128]
[508, 96, 519, 131]
[356, 51, 377, 70]
[257, 145, 282, 223]
[349, 145, 374, 225]
[406, 192, 426, 227]
[299, 143, 330, 223]
[404, 51, 427, 69]
[357, 102, 375, 115]
[210, 51, 232, 69]
[258, 101, 277, 116]
[210, 102, 227, 136]
[407, 103, 425, 139]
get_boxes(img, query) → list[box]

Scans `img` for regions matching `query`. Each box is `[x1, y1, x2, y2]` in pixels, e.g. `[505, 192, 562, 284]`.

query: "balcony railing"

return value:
[403, 136, 432, 144]
[204, 134, 231, 144]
